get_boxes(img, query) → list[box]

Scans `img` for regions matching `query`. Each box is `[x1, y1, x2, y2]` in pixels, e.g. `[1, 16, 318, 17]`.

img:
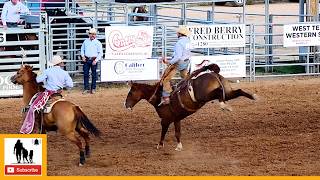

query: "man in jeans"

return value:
[80, 28, 103, 94]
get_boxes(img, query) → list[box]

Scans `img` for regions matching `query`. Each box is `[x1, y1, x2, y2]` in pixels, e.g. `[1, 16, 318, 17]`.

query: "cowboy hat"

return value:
[177, 26, 191, 36]
[50, 55, 63, 66]
[88, 28, 97, 34]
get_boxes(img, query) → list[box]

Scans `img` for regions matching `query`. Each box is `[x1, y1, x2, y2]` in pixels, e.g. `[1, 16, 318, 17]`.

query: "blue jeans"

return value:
[83, 59, 97, 90]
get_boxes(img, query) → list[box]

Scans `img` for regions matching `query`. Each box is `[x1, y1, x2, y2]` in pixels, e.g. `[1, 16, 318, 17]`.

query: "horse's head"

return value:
[11, 65, 36, 85]
[132, 6, 148, 22]
[125, 82, 144, 110]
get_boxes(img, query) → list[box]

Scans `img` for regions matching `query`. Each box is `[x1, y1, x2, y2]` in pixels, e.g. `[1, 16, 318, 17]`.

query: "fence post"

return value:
[268, 14, 273, 72]
[181, 3, 186, 25]
[251, 24, 256, 82]
[39, 11, 47, 72]
[94, 0, 98, 28]
[151, 4, 158, 26]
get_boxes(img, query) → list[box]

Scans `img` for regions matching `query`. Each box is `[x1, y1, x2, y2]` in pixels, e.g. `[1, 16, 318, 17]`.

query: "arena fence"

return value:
[1, 0, 320, 97]
[0, 12, 47, 97]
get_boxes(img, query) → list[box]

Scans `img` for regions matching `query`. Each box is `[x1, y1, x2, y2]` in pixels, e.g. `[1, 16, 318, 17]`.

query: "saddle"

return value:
[24, 92, 64, 114]
[43, 93, 65, 113]
[169, 63, 222, 112]
[21, 91, 65, 134]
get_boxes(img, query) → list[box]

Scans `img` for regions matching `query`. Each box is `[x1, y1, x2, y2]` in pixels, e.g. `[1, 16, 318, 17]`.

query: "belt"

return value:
[184, 59, 190, 62]
[85, 56, 96, 60]
[7, 22, 18, 25]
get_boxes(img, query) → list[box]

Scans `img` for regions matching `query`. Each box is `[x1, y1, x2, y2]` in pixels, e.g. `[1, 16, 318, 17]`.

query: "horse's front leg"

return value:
[174, 121, 183, 151]
[157, 120, 170, 149]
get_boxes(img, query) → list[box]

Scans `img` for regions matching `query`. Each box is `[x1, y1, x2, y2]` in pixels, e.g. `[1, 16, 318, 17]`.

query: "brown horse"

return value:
[131, 6, 149, 21]
[10, 65, 101, 166]
[125, 63, 257, 151]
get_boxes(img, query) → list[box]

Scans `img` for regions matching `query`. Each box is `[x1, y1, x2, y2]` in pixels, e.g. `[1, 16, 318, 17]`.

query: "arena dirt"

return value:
[1, 77, 320, 175]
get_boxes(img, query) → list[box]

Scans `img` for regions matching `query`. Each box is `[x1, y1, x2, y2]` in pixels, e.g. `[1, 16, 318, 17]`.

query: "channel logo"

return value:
[6, 167, 14, 173]
[5, 165, 41, 175]
[4, 137, 44, 176]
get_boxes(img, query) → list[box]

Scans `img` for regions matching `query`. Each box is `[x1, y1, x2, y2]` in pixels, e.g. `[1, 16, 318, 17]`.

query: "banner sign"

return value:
[188, 24, 246, 48]
[190, 55, 246, 78]
[283, 23, 320, 47]
[101, 59, 159, 82]
[0, 72, 22, 97]
[105, 26, 154, 60]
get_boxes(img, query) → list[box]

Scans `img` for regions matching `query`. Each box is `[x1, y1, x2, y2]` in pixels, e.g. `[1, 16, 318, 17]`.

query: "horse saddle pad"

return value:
[28, 93, 65, 114]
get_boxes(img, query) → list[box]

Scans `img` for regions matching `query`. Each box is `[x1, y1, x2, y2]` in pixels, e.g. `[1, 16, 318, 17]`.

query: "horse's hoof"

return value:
[252, 94, 259, 101]
[175, 142, 183, 151]
[157, 143, 164, 149]
[219, 102, 233, 111]
[79, 163, 84, 167]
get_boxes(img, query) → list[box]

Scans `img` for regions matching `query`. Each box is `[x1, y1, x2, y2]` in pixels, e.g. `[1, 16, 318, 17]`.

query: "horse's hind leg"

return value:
[65, 132, 85, 166]
[77, 128, 91, 158]
[157, 120, 170, 149]
[226, 89, 256, 101]
[174, 121, 183, 151]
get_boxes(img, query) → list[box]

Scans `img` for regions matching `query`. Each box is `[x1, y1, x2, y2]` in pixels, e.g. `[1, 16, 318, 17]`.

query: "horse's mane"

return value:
[22, 64, 45, 91]
[133, 82, 159, 91]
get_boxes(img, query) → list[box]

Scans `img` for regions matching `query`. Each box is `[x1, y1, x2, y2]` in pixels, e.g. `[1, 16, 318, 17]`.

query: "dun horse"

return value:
[11, 65, 101, 166]
[125, 63, 257, 151]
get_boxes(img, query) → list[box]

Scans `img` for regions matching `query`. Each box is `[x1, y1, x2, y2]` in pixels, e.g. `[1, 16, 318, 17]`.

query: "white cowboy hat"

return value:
[50, 55, 63, 66]
[177, 26, 191, 36]
[88, 28, 97, 34]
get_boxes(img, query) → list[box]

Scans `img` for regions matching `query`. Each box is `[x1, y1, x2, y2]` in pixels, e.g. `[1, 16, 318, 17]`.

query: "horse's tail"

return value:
[74, 106, 101, 137]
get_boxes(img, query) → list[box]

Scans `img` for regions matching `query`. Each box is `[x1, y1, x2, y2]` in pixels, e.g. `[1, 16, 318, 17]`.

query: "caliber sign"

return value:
[101, 59, 159, 82]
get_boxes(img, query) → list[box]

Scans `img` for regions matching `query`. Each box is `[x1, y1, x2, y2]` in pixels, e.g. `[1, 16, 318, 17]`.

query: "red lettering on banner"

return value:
[5, 165, 42, 176]
[108, 30, 151, 51]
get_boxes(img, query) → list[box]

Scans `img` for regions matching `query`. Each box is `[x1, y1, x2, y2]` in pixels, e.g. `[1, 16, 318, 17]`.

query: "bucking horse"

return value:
[125, 63, 257, 151]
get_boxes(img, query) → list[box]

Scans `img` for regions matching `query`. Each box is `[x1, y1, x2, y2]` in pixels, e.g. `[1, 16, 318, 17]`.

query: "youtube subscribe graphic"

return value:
[4, 138, 43, 176]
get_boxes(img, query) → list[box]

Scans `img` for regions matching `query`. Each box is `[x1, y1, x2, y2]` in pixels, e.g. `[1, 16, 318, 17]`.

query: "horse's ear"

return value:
[127, 81, 133, 87]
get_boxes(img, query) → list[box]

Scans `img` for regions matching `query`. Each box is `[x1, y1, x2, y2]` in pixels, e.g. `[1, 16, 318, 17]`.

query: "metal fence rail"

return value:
[1, 0, 320, 95]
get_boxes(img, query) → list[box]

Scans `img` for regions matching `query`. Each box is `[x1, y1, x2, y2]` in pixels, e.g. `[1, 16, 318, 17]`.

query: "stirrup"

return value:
[158, 97, 170, 106]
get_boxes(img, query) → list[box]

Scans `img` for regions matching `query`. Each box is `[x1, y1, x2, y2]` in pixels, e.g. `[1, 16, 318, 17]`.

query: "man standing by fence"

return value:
[81, 28, 103, 94]
[1, 0, 30, 29]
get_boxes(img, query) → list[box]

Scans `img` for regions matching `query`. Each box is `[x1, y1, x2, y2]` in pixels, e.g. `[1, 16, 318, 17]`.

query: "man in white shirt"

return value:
[80, 28, 103, 94]
[1, 0, 30, 29]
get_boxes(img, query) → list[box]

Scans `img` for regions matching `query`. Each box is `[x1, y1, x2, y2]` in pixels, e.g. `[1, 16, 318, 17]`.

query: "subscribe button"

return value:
[5, 165, 41, 176]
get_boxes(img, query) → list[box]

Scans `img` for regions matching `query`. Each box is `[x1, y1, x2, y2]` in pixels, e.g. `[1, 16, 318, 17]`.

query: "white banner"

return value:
[188, 24, 246, 48]
[105, 26, 154, 60]
[101, 59, 159, 82]
[283, 23, 320, 47]
[190, 55, 246, 78]
[0, 72, 22, 97]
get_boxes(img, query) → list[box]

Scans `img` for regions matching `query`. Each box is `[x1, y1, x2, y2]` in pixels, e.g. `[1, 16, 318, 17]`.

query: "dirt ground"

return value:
[1, 77, 320, 175]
